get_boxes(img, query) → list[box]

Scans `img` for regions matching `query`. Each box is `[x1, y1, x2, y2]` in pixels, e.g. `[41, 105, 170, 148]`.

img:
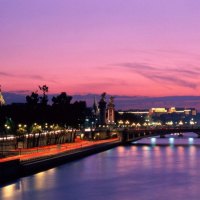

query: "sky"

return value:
[1, 0, 200, 97]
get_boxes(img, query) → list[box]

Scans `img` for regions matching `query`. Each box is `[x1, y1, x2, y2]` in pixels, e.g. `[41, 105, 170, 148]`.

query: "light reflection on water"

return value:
[1, 135, 200, 200]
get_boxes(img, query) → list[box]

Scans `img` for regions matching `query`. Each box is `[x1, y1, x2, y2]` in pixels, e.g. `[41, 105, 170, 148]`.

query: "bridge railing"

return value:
[123, 125, 200, 131]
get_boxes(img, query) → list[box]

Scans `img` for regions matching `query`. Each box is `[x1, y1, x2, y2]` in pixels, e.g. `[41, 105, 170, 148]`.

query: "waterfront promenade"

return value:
[0, 138, 119, 163]
[0, 137, 120, 183]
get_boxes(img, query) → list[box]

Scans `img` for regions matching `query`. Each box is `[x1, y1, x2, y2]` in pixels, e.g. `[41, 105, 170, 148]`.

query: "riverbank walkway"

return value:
[0, 138, 119, 163]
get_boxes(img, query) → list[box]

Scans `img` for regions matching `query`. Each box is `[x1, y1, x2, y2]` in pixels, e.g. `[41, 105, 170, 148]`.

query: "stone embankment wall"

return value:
[0, 141, 121, 184]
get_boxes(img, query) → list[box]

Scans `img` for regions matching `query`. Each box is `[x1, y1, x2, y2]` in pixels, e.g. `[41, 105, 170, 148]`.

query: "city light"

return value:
[178, 121, 183, 125]
[166, 121, 173, 126]
[169, 138, 174, 144]
[151, 138, 156, 145]
[188, 138, 194, 145]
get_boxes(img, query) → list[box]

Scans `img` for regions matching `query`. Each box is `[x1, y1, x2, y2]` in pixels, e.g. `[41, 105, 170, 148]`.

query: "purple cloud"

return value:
[111, 62, 199, 89]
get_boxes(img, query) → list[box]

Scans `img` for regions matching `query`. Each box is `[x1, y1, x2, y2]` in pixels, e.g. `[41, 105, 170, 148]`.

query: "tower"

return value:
[106, 96, 115, 124]
[99, 93, 107, 125]
[92, 96, 99, 116]
[0, 85, 5, 106]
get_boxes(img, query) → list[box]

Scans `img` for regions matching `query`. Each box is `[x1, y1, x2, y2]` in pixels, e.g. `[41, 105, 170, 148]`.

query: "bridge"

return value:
[116, 126, 200, 143]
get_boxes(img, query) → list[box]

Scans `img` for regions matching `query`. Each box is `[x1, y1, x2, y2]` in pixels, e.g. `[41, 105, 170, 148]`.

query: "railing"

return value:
[117, 126, 200, 143]
[0, 138, 120, 162]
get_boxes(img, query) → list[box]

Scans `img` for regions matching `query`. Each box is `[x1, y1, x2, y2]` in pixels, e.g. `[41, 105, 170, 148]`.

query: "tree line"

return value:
[0, 85, 87, 134]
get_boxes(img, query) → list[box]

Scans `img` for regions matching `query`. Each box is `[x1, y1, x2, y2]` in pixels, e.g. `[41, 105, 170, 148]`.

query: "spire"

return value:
[0, 85, 5, 106]
[93, 96, 99, 115]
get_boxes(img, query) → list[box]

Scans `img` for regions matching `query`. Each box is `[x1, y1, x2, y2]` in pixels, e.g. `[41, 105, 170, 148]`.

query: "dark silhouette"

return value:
[52, 92, 72, 106]
[39, 85, 48, 105]
[26, 91, 39, 106]
[98, 92, 107, 125]
[0, 87, 88, 151]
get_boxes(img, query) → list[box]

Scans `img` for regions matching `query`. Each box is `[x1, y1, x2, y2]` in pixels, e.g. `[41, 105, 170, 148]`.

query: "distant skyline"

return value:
[2, 92, 200, 111]
[1, 0, 200, 97]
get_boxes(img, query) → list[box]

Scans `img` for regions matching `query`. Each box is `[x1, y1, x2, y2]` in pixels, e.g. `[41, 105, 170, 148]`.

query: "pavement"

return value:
[0, 138, 119, 163]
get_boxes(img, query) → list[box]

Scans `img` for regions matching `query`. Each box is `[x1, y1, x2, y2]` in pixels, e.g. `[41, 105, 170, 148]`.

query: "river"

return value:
[1, 133, 200, 200]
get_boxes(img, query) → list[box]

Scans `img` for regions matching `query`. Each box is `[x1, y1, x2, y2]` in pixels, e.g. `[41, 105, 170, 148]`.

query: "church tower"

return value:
[0, 85, 5, 106]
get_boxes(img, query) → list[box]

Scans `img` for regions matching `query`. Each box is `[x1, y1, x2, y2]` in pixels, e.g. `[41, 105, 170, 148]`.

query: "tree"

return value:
[16, 124, 27, 148]
[39, 85, 48, 105]
[52, 92, 72, 106]
[26, 91, 39, 106]
[30, 123, 42, 147]
[4, 117, 15, 135]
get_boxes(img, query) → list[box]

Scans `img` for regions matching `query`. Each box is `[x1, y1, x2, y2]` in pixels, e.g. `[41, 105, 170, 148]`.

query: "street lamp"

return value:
[179, 121, 183, 126]
[125, 120, 130, 127]
[136, 123, 141, 128]
[190, 121, 195, 125]
[131, 123, 136, 127]
[118, 120, 123, 127]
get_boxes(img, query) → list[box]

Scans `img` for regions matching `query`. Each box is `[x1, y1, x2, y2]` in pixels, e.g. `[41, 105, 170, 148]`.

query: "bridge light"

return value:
[188, 138, 194, 145]
[151, 138, 156, 144]
[169, 138, 174, 144]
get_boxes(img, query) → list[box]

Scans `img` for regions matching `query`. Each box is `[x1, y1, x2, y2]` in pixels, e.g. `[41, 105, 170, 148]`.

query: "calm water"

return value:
[1, 133, 200, 200]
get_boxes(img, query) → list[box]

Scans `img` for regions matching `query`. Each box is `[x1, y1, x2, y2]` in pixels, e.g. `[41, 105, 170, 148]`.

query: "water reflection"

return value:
[1, 137, 200, 200]
[1, 184, 17, 199]
[34, 169, 56, 190]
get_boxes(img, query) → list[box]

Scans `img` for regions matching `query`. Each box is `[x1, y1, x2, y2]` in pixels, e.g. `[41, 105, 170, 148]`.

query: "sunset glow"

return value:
[1, 0, 200, 97]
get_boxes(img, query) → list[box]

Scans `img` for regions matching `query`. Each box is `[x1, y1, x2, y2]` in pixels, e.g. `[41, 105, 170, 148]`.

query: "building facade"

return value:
[0, 85, 5, 106]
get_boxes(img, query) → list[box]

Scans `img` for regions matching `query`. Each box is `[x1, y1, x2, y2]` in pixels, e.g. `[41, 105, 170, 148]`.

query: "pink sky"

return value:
[1, 0, 200, 97]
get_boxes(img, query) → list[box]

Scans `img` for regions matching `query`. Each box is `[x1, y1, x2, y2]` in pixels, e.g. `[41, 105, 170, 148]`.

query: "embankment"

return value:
[0, 140, 121, 184]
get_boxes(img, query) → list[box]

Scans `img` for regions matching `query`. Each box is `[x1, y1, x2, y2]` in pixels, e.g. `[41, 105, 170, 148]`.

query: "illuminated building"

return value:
[118, 107, 197, 116]
[149, 108, 167, 115]
[0, 85, 5, 106]
[168, 107, 176, 113]
[106, 96, 115, 124]
[90, 94, 116, 125]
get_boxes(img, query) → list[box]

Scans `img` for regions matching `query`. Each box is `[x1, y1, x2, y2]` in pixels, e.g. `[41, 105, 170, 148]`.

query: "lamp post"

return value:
[118, 120, 124, 127]
[17, 124, 27, 150]
[125, 120, 130, 127]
